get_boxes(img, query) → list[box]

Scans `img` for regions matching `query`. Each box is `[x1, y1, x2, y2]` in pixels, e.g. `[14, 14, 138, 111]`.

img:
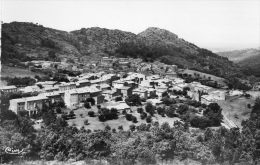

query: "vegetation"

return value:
[0, 98, 260, 164]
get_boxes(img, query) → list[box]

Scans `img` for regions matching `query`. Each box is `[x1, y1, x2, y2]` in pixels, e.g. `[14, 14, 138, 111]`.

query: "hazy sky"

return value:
[1, 0, 260, 52]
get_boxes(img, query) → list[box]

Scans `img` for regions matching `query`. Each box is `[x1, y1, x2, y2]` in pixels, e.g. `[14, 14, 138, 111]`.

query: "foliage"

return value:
[145, 102, 155, 116]
[88, 111, 95, 117]
[125, 94, 142, 106]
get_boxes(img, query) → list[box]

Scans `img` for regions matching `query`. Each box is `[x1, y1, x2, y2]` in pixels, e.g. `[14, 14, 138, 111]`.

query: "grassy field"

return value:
[0, 65, 45, 87]
[217, 96, 255, 128]
[67, 105, 180, 131]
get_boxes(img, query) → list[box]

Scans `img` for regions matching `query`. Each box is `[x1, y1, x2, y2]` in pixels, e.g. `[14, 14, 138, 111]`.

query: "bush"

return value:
[137, 107, 144, 113]
[190, 116, 211, 129]
[145, 102, 155, 116]
[87, 97, 95, 105]
[140, 112, 147, 120]
[157, 107, 165, 115]
[69, 111, 76, 119]
[56, 108, 62, 114]
[105, 125, 111, 131]
[84, 119, 89, 125]
[88, 111, 95, 117]
[137, 123, 148, 131]
[118, 125, 123, 131]
[146, 116, 152, 123]
[84, 102, 91, 109]
[131, 116, 138, 123]
[112, 128, 117, 133]
[129, 124, 136, 132]
[98, 114, 106, 122]
[125, 113, 133, 121]
[80, 113, 83, 118]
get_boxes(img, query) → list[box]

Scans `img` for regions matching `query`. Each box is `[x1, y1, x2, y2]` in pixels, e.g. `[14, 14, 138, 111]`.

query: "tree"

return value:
[145, 102, 155, 116]
[190, 116, 211, 129]
[137, 107, 144, 113]
[146, 116, 152, 123]
[88, 111, 95, 117]
[140, 112, 147, 120]
[87, 97, 95, 106]
[129, 124, 136, 132]
[177, 104, 189, 115]
[203, 103, 223, 126]
[125, 94, 141, 106]
[84, 102, 91, 109]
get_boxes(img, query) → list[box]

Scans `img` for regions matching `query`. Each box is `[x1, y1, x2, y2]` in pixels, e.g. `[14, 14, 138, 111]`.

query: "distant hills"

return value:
[2, 22, 243, 79]
[217, 48, 260, 62]
[217, 48, 260, 77]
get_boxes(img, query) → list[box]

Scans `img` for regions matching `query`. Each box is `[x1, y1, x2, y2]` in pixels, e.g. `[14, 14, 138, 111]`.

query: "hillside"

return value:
[217, 48, 260, 77]
[217, 48, 260, 62]
[2, 22, 242, 79]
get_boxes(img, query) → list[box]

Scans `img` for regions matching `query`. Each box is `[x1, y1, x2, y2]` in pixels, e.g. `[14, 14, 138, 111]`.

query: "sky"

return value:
[1, 0, 260, 52]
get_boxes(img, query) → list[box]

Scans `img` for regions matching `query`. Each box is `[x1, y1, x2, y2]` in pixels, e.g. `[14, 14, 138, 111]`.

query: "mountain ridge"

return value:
[2, 21, 243, 79]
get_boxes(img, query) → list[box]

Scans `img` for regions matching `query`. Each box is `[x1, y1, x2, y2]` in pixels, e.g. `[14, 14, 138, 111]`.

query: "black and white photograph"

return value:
[0, 0, 260, 164]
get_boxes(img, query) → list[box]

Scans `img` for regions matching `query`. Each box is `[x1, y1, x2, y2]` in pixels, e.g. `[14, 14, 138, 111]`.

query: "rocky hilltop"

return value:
[2, 22, 242, 78]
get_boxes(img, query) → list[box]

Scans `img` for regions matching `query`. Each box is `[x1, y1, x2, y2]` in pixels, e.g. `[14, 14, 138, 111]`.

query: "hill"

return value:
[217, 48, 260, 77]
[217, 48, 260, 62]
[2, 22, 243, 79]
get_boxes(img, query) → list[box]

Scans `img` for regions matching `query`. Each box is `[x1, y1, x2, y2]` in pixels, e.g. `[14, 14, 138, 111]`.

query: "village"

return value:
[1, 56, 260, 130]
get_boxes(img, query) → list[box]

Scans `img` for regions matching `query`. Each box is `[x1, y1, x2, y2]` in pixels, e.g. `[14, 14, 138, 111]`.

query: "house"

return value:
[132, 88, 148, 99]
[9, 95, 49, 115]
[19, 85, 42, 94]
[116, 86, 132, 99]
[76, 79, 91, 88]
[102, 89, 120, 101]
[0, 85, 17, 93]
[104, 101, 130, 112]
[63, 86, 104, 109]
[59, 82, 76, 91]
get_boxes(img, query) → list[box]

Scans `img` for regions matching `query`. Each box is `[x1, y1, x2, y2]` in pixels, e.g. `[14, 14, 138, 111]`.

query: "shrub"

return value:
[87, 97, 95, 105]
[98, 114, 106, 122]
[84, 119, 89, 125]
[145, 102, 155, 116]
[177, 104, 189, 115]
[88, 111, 95, 117]
[80, 113, 83, 118]
[140, 112, 147, 120]
[84, 102, 91, 109]
[112, 128, 117, 133]
[97, 104, 101, 109]
[125, 113, 133, 121]
[157, 107, 165, 115]
[56, 108, 62, 114]
[105, 125, 111, 131]
[122, 109, 127, 115]
[129, 124, 136, 132]
[190, 116, 211, 129]
[137, 123, 148, 131]
[132, 116, 138, 123]
[118, 125, 123, 131]
[137, 107, 144, 113]
[69, 111, 76, 118]
[146, 116, 152, 123]
[247, 104, 251, 109]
